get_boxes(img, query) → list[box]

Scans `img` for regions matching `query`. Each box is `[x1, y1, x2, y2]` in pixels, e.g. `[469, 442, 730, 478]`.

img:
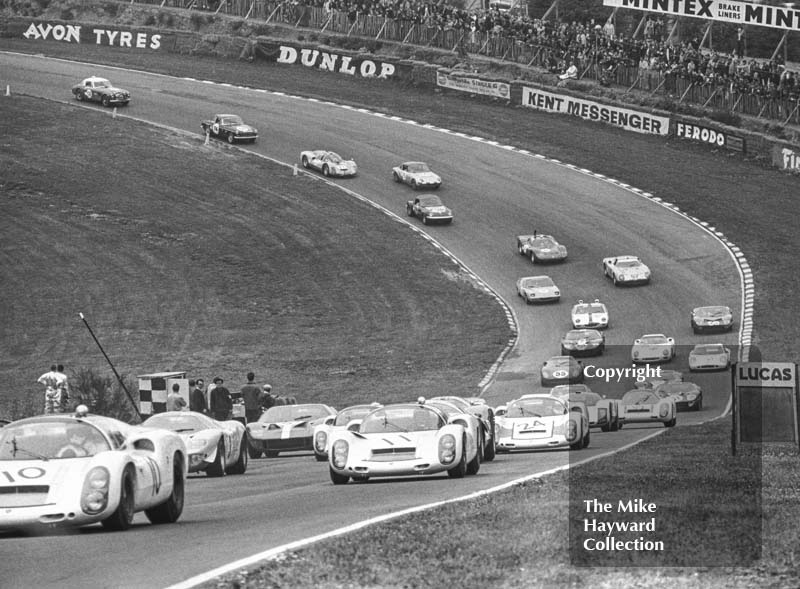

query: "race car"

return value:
[0, 405, 186, 532]
[392, 161, 442, 189]
[561, 328, 605, 357]
[246, 403, 336, 458]
[406, 194, 453, 225]
[516, 233, 568, 263]
[634, 369, 684, 390]
[654, 381, 703, 412]
[541, 355, 584, 386]
[327, 401, 481, 484]
[494, 394, 589, 452]
[516, 275, 560, 304]
[313, 403, 382, 461]
[571, 299, 609, 329]
[691, 305, 734, 333]
[429, 396, 496, 461]
[550, 385, 620, 432]
[144, 411, 248, 476]
[619, 389, 677, 427]
[200, 114, 258, 144]
[300, 150, 357, 177]
[71, 76, 130, 107]
[603, 255, 651, 286]
[688, 343, 731, 371]
[631, 333, 676, 363]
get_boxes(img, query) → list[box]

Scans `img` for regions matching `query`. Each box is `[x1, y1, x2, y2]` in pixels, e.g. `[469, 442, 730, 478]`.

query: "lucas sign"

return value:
[733, 362, 799, 449]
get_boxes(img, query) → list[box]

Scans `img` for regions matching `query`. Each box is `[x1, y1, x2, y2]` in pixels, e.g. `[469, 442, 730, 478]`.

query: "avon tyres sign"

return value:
[521, 87, 669, 136]
[20, 22, 162, 49]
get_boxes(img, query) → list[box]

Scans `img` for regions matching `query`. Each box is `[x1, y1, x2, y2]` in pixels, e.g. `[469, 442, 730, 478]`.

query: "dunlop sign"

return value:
[733, 362, 799, 451]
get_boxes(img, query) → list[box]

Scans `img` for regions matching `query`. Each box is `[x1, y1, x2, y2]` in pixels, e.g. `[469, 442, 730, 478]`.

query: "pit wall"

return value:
[4, 17, 799, 174]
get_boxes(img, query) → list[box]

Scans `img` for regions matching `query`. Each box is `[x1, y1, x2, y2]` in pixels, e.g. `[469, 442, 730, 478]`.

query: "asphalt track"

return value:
[1, 52, 744, 588]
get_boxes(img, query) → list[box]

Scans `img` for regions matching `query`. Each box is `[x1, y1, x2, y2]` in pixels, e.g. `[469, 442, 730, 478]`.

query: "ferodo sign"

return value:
[276, 46, 395, 79]
[22, 23, 162, 49]
[674, 122, 744, 152]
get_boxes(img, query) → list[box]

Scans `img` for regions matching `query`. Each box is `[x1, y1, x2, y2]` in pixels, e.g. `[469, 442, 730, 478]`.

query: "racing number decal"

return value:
[212, 123, 220, 135]
[553, 370, 568, 378]
[85, 89, 92, 99]
[1, 466, 46, 482]
[144, 457, 162, 496]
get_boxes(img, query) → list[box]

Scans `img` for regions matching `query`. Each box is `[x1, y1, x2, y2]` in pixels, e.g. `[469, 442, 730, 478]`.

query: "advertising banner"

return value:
[734, 362, 799, 447]
[603, 0, 800, 33]
[773, 145, 800, 172]
[674, 121, 744, 152]
[521, 87, 669, 136]
[436, 71, 510, 99]
[20, 22, 164, 49]
[256, 43, 398, 79]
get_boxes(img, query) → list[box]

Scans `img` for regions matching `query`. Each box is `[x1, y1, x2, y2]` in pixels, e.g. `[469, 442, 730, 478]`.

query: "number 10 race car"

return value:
[0, 406, 187, 532]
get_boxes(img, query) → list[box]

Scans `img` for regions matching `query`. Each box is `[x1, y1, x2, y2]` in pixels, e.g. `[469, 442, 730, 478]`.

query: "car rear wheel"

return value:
[393, 171, 401, 183]
[467, 431, 482, 475]
[582, 429, 590, 448]
[227, 133, 235, 144]
[102, 466, 135, 531]
[247, 442, 262, 459]
[322, 165, 330, 177]
[330, 467, 350, 485]
[101, 95, 110, 107]
[483, 416, 496, 462]
[206, 440, 227, 477]
[145, 454, 185, 524]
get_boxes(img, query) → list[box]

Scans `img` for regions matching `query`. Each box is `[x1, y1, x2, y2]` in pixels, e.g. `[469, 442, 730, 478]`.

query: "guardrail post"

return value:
[376, 17, 387, 40]
[402, 24, 415, 44]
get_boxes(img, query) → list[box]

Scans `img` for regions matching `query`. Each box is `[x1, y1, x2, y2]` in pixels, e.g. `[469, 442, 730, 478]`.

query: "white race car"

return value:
[0, 406, 187, 532]
[550, 385, 620, 432]
[327, 401, 480, 484]
[631, 333, 676, 363]
[516, 275, 560, 303]
[619, 389, 677, 427]
[144, 411, 248, 476]
[571, 299, 609, 329]
[300, 150, 357, 177]
[312, 403, 382, 461]
[603, 255, 651, 285]
[392, 161, 442, 189]
[688, 343, 731, 371]
[430, 395, 496, 461]
[495, 394, 589, 452]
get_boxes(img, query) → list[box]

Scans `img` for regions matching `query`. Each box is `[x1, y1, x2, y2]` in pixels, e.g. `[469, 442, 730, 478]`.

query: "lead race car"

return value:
[327, 401, 480, 484]
[0, 406, 187, 532]
[603, 255, 651, 286]
[300, 150, 357, 177]
[144, 411, 248, 476]
[392, 161, 442, 189]
[571, 299, 609, 329]
[313, 403, 382, 461]
[200, 114, 258, 144]
[71, 76, 130, 107]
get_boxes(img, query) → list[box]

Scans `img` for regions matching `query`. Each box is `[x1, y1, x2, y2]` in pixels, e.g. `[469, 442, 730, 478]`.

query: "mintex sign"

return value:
[521, 87, 669, 136]
[733, 361, 799, 451]
[674, 122, 744, 152]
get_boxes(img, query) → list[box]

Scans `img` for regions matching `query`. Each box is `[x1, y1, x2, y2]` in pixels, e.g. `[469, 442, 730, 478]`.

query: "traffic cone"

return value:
[4, 85, 9, 97]
[293, 164, 298, 176]
[204, 131, 210, 146]
[112, 107, 117, 119]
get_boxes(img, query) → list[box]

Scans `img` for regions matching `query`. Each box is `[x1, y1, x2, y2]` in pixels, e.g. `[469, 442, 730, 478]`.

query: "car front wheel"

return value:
[102, 466, 135, 530]
[101, 96, 110, 107]
[206, 440, 227, 476]
[227, 133, 235, 144]
[302, 156, 310, 168]
[330, 468, 349, 485]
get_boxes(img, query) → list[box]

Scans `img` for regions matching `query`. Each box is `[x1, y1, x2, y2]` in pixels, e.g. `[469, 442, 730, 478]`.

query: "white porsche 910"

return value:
[495, 394, 590, 452]
[0, 406, 187, 532]
[550, 385, 621, 432]
[688, 343, 731, 371]
[144, 411, 248, 476]
[300, 150, 357, 177]
[327, 401, 480, 484]
[392, 161, 442, 189]
[516, 275, 560, 303]
[313, 403, 382, 461]
[603, 255, 651, 285]
[619, 389, 677, 427]
[571, 299, 609, 329]
[631, 333, 676, 363]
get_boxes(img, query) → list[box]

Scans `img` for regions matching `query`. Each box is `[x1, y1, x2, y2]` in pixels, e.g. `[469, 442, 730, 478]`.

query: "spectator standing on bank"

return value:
[261, 384, 276, 412]
[210, 377, 232, 421]
[190, 379, 208, 414]
[55, 364, 70, 412]
[240, 372, 265, 424]
[166, 383, 187, 412]
[37, 364, 61, 414]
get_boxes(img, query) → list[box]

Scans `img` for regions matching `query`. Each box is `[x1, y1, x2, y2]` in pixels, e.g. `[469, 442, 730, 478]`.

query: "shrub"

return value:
[59, 8, 74, 20]
[157, 10, 175, 28]
[709, 109, 742, 127]
[70, 367, 142, 424]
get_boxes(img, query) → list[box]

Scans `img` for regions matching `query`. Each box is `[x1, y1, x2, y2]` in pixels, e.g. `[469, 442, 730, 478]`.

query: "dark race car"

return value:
[406, 194, 453, 225]
[71, 76, 130, 107]
[201, 114, 258, 144]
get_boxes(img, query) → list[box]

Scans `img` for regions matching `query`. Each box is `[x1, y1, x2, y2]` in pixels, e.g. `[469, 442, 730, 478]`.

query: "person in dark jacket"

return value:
[241, 372, 265, 424]
[189, 379, 207, 414]
[210, 377, 232, 421]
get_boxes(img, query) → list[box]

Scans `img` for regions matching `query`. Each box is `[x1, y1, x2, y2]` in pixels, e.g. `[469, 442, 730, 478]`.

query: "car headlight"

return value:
[187, 437, 209, 451]
[554, 291, 560, 296]
[687, 393, 697, 400]
[81, 467, 110, 515]
[439, 434, 456, 464]
[332, 440, 348, 469]
[662, 349, 670, 357]
[567, 420, 578, 441]
[659, 405, 669, 418]
[619, 275, 626, 281]
[314, 431, 327, 452]
[633, 351, 640, 358]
